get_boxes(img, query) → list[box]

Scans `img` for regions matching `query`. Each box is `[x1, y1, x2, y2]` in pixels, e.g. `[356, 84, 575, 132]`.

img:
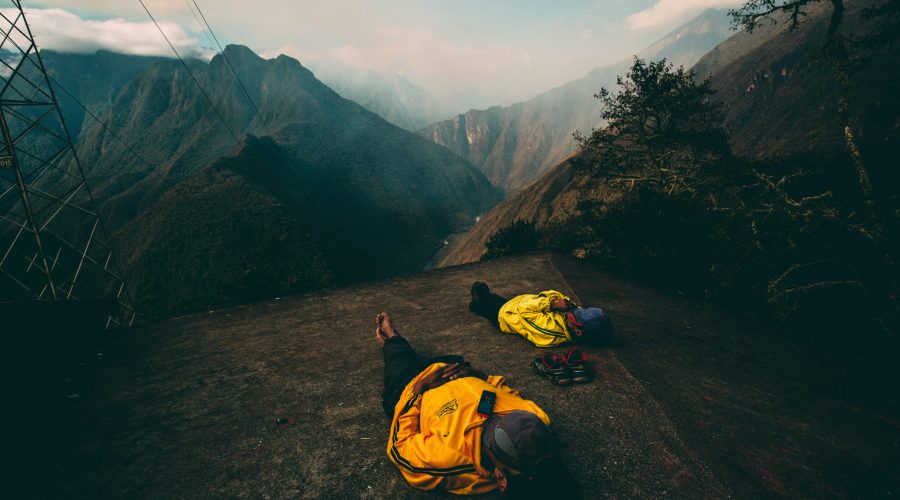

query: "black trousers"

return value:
[469, 283, 509, 330]
[381, 336, 465, 418]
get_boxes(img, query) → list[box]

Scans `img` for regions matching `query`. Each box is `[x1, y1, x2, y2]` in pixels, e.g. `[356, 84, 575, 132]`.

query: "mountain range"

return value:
[307, 62, 452, 131]
[42, 51, 453, 138]
[41, 50, 169, 140]
[418, 9, 735, 193]
[43, 45, 498, 319]
[30, 1, 898, 320]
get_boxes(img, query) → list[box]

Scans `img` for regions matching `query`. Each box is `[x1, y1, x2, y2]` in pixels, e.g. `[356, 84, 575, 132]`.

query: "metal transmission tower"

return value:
[0, 2, 134, 327]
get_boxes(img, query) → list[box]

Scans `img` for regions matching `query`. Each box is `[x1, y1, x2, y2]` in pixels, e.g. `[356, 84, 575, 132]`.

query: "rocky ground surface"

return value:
[9, 253, 898, 498]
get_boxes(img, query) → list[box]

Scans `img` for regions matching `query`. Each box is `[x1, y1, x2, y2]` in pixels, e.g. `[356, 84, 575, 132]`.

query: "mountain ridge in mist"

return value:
[59, 44, 499, 319]
[418, 8, 734, 193]
[308, 62, 453, 131]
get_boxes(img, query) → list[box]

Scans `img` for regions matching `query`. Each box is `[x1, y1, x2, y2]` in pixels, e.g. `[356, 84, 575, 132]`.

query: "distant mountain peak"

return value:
[221, 44, 259, 60]
[418, 8, 734, 192]
[307, 61, 452, 131]
[273, 53, 309, 71]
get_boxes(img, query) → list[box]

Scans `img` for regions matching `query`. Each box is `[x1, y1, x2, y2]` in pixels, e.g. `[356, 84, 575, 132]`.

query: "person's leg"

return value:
[378, 313, 423, 416]
[382, 337, 425, 407]
[469, 282, 508, 330]
[377, 312, 465, 418]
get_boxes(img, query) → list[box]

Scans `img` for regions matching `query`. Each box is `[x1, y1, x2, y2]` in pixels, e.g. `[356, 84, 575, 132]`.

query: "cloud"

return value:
[624, 0, 742, 30]
[2, 8, 211, 59]
[259, 28, 549, 108]
[264, 27, 532, 78]
[14, 2, 712, 110]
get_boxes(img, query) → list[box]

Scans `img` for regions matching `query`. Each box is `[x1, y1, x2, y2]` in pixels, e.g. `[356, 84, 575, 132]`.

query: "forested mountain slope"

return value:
[64, 45, 499, 318]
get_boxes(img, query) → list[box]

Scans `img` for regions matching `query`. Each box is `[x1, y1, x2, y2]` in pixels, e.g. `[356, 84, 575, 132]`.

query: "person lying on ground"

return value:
[376, 312, 574, 496]
[468, 282, 612, 348]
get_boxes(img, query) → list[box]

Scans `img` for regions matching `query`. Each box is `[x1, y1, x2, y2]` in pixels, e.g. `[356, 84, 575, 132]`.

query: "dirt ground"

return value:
[9, 253, 899, 498]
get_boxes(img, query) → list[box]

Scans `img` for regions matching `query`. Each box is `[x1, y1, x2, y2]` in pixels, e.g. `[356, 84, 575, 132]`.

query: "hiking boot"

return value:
[564, 347, 592, 383]
[532, 353, 573, 385]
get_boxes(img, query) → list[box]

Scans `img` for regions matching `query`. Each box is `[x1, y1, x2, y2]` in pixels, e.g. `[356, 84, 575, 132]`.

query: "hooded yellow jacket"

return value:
[497, 290, 573, 347]
[386, 362, 551, 495]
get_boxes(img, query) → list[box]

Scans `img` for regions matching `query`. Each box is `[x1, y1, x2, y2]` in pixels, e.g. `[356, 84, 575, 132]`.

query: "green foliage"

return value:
[727, 0, 898, 339]
[483, 220, 538, 260]
[572, 188, 717, 293]
[574, 58, 728, 198]
[115, 135, 488, 321]
[742, 156, 894, 336]
[861, 0, 900, 49]
[115, 150, 333, 320]
[728, 1, 826, 33]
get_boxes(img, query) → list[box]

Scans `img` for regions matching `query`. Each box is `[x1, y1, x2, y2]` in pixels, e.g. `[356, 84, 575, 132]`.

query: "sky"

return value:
[19, 0, 744, 109]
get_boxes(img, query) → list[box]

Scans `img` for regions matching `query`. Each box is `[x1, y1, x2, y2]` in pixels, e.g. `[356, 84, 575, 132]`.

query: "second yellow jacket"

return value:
[497, 290, 573, 347]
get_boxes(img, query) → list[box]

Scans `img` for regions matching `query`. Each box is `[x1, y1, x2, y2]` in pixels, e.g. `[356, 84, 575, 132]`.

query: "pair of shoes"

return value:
[564, 347, 592, 383]
[532, 353, 572, 385]
[531, 347, 593, 385]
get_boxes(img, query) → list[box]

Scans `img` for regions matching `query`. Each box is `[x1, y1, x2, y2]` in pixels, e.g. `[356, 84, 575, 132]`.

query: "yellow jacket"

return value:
[386, 362, 551, 495]
[498, 290, 573, 347]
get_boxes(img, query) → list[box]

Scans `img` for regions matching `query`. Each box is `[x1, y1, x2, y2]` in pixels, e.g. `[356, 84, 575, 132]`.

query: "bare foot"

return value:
[377, 312, 398, 336]
[375, 327, 388, 347]
[375, 312, 398, 347]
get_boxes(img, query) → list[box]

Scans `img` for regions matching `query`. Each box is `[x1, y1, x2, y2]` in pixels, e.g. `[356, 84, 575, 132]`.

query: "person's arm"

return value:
[516, 290, 574, 314]
[516, 291, 574, 318]
[549, 297, 576, 311]
[437, 363, 508, 393]
[485, 374, 521, 397]
[544, 290, 576, 311]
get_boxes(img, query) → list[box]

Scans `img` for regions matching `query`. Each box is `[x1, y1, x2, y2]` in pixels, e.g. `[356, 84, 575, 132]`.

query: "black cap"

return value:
[483, 410, 553, 473]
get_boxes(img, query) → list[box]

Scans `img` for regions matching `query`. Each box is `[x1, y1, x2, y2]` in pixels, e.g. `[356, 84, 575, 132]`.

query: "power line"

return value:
[137, 0, 241, 146]
[181, 0, 215, 50]
[48, 75, 166, 185]
[188, 0, 273, 138]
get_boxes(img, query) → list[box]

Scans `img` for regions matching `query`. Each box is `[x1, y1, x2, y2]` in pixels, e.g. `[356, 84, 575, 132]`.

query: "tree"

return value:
[729, 0, 872, 201]
[483, 220, 538, 260]
[730, 0, 897, 341]
[574, 58, 729, 197]
[571, 52, 896, 342]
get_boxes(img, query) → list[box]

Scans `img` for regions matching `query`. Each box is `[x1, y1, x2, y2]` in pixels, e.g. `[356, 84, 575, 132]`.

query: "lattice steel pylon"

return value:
[0, 1, 134, 327]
